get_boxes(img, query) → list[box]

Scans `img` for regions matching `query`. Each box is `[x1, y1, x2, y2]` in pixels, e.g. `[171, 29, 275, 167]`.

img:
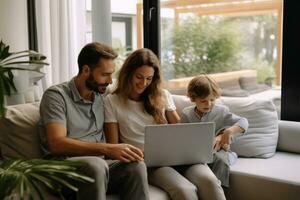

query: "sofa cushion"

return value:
[220, 97, 278, 158]
[277, 120, 300, 154]
[0, 103, 42, 159]
[226, 152, 300, 200]
[239, 76, 270, 94]
[218, 79, 249, 97]
[221, 88, 249, 97]
[107, 185, 170, 200]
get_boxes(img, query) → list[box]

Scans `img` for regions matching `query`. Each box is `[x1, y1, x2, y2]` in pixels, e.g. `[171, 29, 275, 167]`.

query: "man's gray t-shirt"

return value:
[39, 78, 105, 156]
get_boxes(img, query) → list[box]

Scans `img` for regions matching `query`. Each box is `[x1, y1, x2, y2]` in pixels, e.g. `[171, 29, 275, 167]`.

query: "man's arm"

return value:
[46, 122, 108, 156]
[103, 122, 144, 162]
[104, 122, 119, 144]
[46, 122, 144, 162]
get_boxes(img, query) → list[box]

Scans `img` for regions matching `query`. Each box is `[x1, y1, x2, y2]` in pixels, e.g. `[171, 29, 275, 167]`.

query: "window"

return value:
[156, 0, 283, 116]
[85, 0, 142, 72]
[159, 0, 283, 86]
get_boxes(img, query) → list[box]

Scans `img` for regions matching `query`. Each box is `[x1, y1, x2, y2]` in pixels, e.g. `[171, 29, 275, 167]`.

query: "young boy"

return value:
[180, 74, 249, 187]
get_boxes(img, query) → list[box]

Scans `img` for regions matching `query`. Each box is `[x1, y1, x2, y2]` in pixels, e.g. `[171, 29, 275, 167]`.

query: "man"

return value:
[39, 42, 149, 200]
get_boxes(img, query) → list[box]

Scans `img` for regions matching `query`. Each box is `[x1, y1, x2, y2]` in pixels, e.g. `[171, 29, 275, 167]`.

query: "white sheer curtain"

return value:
[35, 0, 86, 88]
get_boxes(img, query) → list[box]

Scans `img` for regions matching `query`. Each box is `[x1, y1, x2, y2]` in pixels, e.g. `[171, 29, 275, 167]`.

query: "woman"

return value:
[104, 48, 225, 200]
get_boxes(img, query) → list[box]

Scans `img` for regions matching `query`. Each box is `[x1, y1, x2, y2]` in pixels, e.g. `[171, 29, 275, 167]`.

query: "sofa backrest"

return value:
[0, 95, 297, 160]
[277, 120, 300, 154]
[0, 103, 43, 159]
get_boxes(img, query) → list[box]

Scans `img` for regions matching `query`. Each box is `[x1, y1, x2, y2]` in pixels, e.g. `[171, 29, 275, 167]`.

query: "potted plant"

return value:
[0, 40, 49, 117]
[0, 159, 94, 200]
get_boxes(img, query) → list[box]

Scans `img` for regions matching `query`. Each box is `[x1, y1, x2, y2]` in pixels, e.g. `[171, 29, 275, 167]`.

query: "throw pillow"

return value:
[0, 103, 43, 159]
[239, 76, 270, 94]
[220, 97, 279, 158]
[218, 79, 249, 97]
[172, 95, 193, 116]
[221, 88, 249, 97]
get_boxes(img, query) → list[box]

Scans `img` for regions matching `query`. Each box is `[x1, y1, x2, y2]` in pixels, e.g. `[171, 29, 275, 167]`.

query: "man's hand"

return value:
[105, 143, 144, 163]
[214, 130, 231, 152]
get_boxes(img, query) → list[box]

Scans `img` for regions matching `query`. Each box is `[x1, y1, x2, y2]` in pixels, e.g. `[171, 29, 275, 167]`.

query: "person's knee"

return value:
[199, 172, 221, 188]
[173, 183, 197, 200]
[125, 161, 148, 180]
[82, 157, 109, 181]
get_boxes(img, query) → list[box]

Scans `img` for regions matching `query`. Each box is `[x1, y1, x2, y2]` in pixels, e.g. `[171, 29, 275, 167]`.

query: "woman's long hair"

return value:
[114, 48, 166, 124]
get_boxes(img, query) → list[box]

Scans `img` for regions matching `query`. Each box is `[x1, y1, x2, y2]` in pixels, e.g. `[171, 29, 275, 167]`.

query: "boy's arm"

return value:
[222, 106, 249, 133]
[214, 106, 249, 151]
[214, 125, 244, 151]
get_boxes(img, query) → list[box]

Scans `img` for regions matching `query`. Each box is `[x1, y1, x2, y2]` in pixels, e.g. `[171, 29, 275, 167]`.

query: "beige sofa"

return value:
[0, 95, 300, 200]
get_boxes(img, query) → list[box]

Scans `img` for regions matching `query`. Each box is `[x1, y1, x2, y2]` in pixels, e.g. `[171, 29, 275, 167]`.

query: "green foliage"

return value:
[0, 159, 94, 200]
[253, 58, 275, 83]
[113, 46, 132, 78]
[163, 16, 243, 78]
[0, 40, 48, 117]
[161, 14, 278, 81]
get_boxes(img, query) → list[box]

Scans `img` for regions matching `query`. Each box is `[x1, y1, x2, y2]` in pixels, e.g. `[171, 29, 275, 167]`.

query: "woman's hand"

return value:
[214, 129, 231, 152]
[105, 143, 144, 163]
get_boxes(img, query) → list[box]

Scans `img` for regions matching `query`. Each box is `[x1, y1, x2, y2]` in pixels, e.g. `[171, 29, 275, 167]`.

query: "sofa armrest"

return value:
[277, 120, 300, 153]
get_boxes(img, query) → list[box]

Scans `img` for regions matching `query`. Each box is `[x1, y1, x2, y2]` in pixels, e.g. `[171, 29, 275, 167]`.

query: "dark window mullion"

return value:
[281, 1, 300, 121]
[27, 0, 38, 51]
[143, 0, 160, 58]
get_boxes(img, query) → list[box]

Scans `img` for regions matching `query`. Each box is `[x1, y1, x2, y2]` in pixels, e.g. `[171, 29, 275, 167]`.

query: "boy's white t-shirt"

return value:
[104, 90, 176, 149]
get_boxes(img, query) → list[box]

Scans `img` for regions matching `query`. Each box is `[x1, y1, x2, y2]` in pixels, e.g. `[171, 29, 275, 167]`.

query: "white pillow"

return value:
[220, 97, 279, 158]
[172, 94, 223, 116]
[172, 95, 193, 116]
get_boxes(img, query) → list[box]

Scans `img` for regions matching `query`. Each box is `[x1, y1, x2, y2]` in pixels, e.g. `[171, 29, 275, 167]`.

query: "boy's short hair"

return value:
[187, 74, 221, 101]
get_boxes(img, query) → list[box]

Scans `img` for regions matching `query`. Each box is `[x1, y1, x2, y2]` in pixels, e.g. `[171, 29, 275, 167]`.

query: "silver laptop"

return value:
[144, 122, 215, 167]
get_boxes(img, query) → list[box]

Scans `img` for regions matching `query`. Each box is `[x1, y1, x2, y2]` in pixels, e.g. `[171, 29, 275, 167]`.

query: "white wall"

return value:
[0, 0, 28, 51]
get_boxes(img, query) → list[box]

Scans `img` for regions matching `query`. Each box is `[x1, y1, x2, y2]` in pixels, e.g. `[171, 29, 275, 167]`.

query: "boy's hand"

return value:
[214, 129, 231, 151]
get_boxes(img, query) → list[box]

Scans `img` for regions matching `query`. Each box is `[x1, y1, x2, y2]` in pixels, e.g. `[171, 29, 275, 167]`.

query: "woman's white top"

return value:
[104, 90, 176, 149]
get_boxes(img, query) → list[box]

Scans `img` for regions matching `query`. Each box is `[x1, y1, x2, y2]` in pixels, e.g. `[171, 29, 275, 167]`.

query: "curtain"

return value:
[35, 0, 86, 88]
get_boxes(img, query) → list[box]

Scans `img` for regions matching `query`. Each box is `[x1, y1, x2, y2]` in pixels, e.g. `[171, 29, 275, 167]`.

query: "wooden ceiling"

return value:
[160, 0, 282, 16]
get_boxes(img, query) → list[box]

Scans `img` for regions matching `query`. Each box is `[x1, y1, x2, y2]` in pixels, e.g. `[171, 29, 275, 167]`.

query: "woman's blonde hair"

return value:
[187, 74, 221, 101]
[114, 48, 166, 123]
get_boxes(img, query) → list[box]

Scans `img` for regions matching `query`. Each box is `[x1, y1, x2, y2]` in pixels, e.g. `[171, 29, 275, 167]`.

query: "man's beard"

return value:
[85, 73, 109, 94]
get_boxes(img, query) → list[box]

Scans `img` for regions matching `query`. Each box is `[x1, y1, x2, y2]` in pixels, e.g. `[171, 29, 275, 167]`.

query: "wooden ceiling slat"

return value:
[174, 1, 282, 16]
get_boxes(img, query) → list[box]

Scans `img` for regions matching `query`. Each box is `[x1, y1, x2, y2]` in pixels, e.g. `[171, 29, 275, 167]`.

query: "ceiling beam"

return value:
[174, 1, 282, 16]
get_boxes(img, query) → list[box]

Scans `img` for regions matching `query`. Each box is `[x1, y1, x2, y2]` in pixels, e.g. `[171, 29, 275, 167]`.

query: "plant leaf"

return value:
[0, 74, 6, 117]
[0, 40, 12, 60]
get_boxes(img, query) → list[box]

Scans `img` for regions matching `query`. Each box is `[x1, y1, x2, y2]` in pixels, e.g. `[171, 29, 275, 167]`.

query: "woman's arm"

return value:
[165, 110, 180, 124]
[104, 122, 119, 144]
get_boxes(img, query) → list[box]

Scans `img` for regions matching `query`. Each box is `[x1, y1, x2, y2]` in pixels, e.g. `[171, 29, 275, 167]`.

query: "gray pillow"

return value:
[239, 76, 258, 90]
[221, 88, 249, 97]
[220, 97, 278, 158]
[218, 79, 249, 97]
[239, 76, 270, 93]
[0, 103, 43, 159]
[219, 79, 241, 90]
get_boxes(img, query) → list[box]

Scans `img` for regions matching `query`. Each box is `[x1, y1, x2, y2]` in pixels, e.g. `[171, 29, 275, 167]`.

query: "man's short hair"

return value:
[187, 74, 221, 101]
[77, 42, 118, 73]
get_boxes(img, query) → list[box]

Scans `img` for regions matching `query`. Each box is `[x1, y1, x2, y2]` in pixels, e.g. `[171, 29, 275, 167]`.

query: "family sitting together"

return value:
[39, 42, 248, 200]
